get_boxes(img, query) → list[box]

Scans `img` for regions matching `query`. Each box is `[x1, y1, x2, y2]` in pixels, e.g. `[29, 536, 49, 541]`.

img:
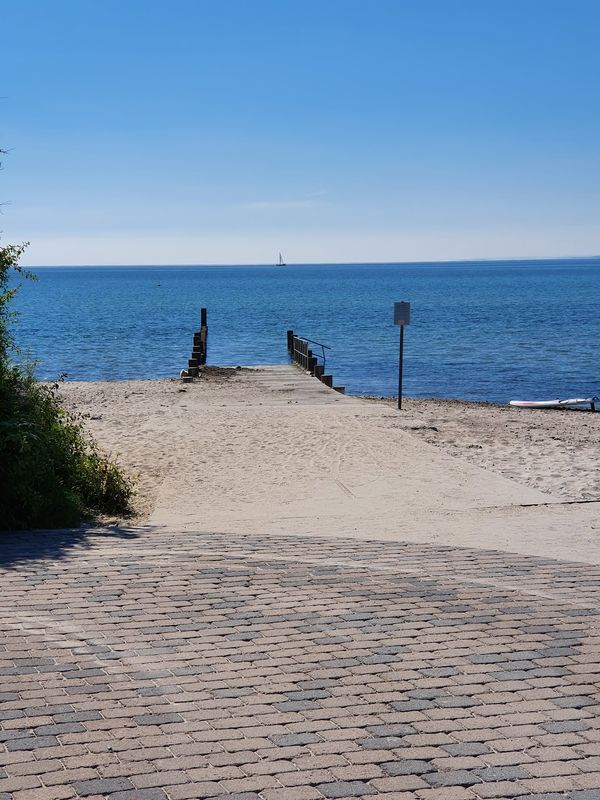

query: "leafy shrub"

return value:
[0, 243, 133, 530]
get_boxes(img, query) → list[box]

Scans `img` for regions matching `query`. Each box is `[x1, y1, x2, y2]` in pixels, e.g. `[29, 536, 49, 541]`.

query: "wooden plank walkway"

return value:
[230, 365, 360, 405]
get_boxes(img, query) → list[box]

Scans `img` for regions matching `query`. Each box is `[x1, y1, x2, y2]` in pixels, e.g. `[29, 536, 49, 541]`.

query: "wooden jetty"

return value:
[181, 313, 345, 397]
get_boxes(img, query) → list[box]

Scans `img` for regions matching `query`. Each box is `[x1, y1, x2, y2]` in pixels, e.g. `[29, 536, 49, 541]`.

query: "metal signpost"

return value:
[393, 301, 411, 410]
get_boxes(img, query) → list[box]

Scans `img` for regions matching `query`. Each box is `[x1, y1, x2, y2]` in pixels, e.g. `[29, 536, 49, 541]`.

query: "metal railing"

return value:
[286, 330, 344, 394]
[294, 336, 330, 369]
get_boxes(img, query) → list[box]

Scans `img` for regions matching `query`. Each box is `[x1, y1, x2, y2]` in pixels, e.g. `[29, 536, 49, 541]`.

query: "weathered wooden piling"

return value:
[182, 308, 208, 379]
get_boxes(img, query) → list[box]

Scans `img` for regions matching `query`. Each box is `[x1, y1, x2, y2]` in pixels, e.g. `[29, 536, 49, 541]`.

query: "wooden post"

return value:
[321, 374, 333, 388]
[183, 308, 208, 378]
[287, 330, 294, 352]
[314, 364, 324, 380]
[199, 327, 207, 365]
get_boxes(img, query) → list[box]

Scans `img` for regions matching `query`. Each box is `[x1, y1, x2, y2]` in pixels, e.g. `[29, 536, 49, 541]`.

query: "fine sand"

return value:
[372, 395, 600, 502]
[57, 366, 600, 563]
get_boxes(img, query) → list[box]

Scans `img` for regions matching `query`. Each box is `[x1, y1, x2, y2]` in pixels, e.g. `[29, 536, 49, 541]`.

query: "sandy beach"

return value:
[372, 395, 600, 502]
[57, 365, 600, 563]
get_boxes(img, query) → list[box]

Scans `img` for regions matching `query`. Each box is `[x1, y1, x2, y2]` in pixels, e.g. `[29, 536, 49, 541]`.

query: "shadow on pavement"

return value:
[0, 524, 143, 569]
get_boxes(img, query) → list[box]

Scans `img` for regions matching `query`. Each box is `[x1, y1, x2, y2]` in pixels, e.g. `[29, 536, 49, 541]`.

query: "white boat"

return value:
[277, 252, 286, 266]
[509, 397, 598, 410]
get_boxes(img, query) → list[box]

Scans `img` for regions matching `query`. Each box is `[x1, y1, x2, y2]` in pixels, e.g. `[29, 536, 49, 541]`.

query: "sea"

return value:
[12, 259, 600, 403]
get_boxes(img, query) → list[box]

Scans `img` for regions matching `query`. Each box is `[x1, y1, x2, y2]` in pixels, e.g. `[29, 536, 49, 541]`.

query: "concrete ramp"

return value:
[146, 365, 591, 560]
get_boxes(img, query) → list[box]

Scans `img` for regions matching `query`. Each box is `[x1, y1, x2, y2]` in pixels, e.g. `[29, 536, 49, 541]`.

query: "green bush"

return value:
[0, 243, 133, 530]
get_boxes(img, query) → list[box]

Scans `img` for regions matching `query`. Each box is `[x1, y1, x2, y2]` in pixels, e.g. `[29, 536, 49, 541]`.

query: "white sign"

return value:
[394, 301, 411, 326]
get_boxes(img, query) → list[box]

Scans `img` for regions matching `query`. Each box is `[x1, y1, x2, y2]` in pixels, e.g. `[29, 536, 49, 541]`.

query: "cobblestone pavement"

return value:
[2, 528, 600, 800]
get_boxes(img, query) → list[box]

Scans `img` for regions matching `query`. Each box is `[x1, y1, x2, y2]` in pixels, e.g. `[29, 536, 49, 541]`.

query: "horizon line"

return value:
[24, 254, 600, 269]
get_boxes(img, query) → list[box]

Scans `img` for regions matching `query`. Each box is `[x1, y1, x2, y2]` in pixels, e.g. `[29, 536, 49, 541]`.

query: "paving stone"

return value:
[0, 777, 42, 794]
[132, 714, 182, 725]
[5, 737, 60, 752]
[422, 791, 477, 800]
[366, 724, 415, 737]
[474, 766, 531, 781]
[286, 690, 331, 700]
[73, 779, 134, 796]
[518, 795, 567, 800]
[472, 780, 529, 797]
[206, 795, 261, 800]
[269, 733, 322, 746]
[262, 789, 323, 800]
[165, 782, 224, 799]
[568, 792, 600, 799]
[424, 769, 483, 787]
[358, 736, 406, 750]
[391, 700, 434, 711]
[330, 765, 383, 781]
[273, 700, 320, 712]
[444, 743, 492, 756]
[316, 780, 378, 797]
[371, 775, 429, 791]
[382, 760, 433, 776]
[207, 795, 260, 800]
[11, 790, 76, 800]
[555, 697, 597, 709]
[278, 769, 336, 786]
[543, 721, 590, 733]
[108, 792, 168, 800]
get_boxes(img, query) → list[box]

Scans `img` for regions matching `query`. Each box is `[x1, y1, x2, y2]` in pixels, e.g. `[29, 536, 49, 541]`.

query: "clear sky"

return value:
[2, 0, 599, 265]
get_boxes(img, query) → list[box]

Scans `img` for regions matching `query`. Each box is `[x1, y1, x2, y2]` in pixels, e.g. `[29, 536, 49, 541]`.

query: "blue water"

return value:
[12, 259, 600, 403]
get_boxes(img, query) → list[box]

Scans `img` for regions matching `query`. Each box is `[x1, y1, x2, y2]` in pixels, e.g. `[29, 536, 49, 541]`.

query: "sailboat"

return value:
[277, 252, 286, 266]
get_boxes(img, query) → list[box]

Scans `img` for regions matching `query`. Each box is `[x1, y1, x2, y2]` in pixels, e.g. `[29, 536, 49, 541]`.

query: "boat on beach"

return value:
[509, 397, 598, 410]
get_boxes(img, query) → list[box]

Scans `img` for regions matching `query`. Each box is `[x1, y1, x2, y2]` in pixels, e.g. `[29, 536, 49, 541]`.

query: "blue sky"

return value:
[2, 0, 599, 265]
